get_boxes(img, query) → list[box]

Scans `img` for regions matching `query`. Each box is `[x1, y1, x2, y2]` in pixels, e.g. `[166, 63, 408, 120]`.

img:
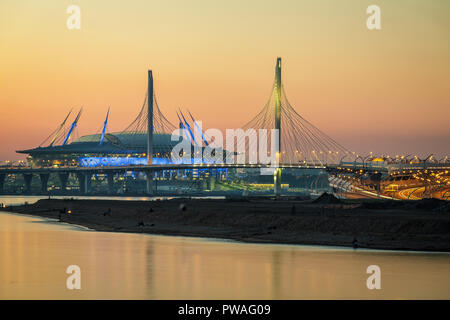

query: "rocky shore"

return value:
[7, 195, 450, 252]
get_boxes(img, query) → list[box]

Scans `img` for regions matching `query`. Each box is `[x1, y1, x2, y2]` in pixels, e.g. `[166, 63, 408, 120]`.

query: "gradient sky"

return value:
[0, 0, 449, 160]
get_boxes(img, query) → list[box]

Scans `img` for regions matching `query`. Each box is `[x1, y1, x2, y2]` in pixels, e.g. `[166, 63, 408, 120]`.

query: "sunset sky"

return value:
[0, 0, 449, 160]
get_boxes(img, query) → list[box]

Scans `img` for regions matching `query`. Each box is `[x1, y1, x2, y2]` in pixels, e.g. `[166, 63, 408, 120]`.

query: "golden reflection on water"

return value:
[0, 212, 449, 299]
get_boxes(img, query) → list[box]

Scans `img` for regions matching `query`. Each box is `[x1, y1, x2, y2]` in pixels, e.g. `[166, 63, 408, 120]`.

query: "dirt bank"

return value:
[7, 197, 450, 252]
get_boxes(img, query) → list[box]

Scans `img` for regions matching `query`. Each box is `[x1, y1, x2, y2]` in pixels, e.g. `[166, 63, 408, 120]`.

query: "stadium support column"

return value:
[274, 57, 282, 196]
[59, 172, 69, 192]
[145, 170, 154, 194]
[147, 70, 154, 194]
[76, 172, 90, 194]
[23, 173, 33, 194]
[209, 173, 216, 191]
[39, 173, 49, 194]
[86, 173, 92, 193]
[0, 173, 5, 194]
[107, 173, 115, 194]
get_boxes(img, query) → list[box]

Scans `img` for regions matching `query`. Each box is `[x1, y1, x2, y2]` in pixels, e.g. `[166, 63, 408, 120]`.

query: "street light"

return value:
[401, 154, 411, 164]
[354, 155, 363, 166]
[418, 154, 433, 169]
[339, 154, 351, 165]
[362, 154, 371, 169]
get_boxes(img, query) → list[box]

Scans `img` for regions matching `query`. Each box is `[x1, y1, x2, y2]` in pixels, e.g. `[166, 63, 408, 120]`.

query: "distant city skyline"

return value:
[1, 0, 449, 160]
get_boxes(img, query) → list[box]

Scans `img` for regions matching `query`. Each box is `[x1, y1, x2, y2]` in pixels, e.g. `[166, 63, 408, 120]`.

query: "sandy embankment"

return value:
[8, 197, 450, 252]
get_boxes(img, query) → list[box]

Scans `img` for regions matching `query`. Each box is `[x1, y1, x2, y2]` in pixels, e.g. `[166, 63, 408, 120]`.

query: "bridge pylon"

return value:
[274, 57, 282, 196]
[147, 70, 154, 194]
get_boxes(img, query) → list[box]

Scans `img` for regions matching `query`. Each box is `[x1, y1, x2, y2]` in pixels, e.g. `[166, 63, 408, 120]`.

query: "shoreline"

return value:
[6, 197, 450, 252]
[9, 210, 447, 255]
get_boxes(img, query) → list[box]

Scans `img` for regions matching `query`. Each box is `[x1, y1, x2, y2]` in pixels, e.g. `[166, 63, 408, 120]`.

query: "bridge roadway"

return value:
[1, 161, 448, 174]
[0, 163, 326, 175]
[1, 162, 448, 195]
[0, 163, 327, 195]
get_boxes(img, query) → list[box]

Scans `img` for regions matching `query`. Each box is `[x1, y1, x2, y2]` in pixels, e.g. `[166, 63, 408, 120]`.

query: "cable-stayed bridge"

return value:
[109, 58, 351, 167]
[1, 58, 449, 197]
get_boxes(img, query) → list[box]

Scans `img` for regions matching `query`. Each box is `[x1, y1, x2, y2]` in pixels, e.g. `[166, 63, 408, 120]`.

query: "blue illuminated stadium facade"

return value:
[17, 132, 181, 167]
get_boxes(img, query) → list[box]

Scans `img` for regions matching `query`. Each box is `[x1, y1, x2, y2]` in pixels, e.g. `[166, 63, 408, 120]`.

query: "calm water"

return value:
[0, 196, 449, 299]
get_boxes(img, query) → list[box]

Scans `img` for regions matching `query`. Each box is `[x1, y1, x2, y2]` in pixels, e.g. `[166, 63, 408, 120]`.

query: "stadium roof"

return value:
[17, 132, 182, 156]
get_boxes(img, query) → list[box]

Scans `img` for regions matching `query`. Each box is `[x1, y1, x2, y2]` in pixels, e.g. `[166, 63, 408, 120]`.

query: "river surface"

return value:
[0, 196, 449, 299]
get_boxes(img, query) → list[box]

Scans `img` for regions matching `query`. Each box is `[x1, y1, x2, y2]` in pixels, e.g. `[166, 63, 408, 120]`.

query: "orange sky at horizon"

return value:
[0, 0, 449, 160]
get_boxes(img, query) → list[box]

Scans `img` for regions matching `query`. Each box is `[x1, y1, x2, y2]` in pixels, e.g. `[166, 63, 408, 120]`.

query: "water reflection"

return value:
[0, 211, 449, 299]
